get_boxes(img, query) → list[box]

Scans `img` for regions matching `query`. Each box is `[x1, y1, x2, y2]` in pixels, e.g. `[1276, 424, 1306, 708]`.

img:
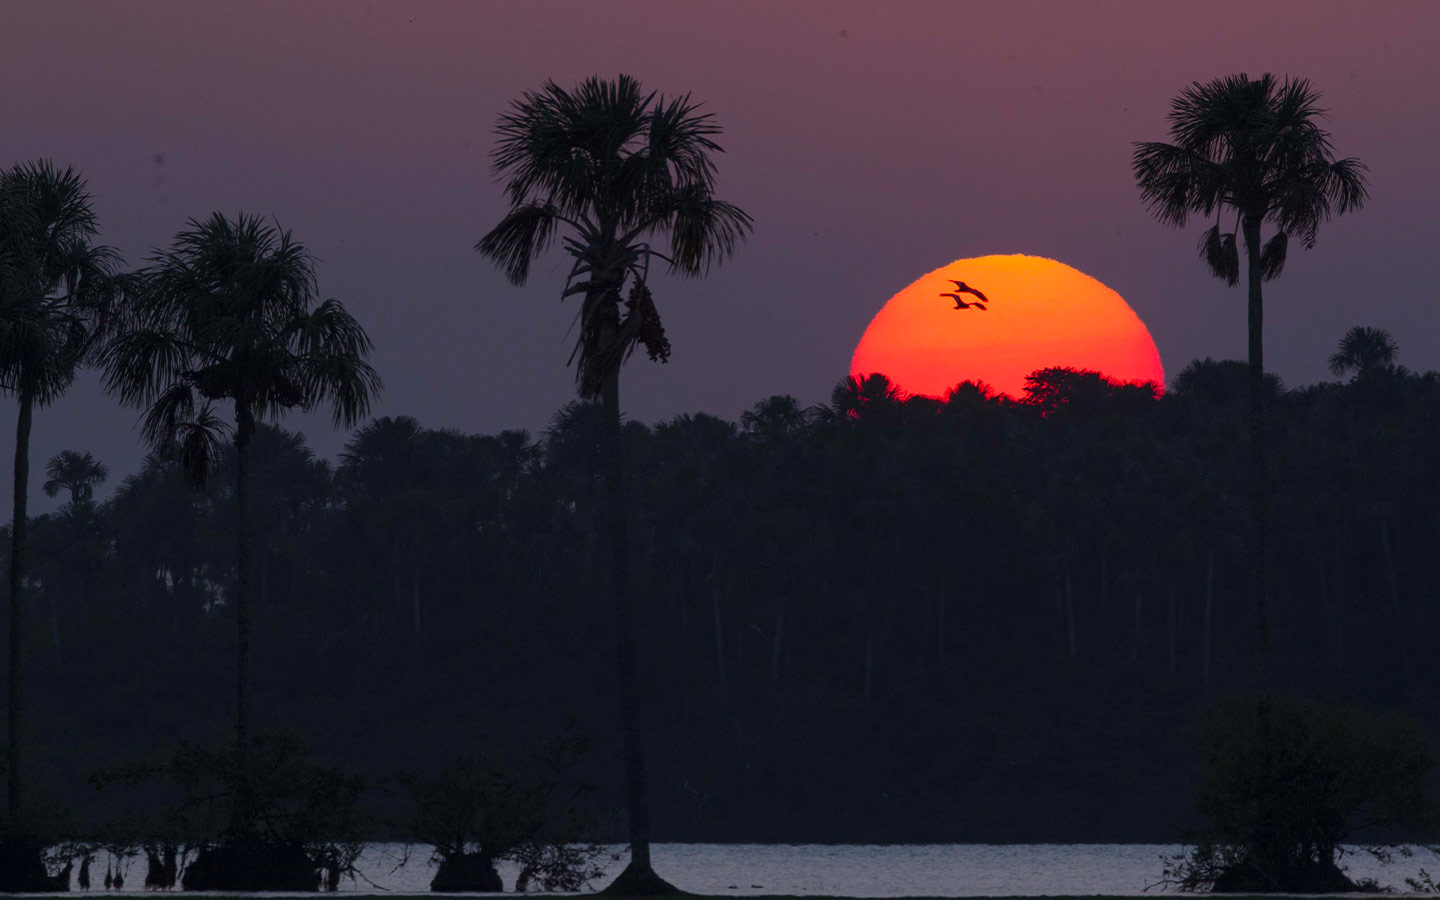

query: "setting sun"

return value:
[851, 254, 1165, 398]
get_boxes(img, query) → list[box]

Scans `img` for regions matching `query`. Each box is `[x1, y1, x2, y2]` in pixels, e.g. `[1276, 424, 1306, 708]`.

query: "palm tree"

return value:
[1133, 73, 1367, 671]
[476, 74, 751, 894]
[740, 395, 811, 444]
[0, 160, 117, 863]
[1134, 73, 1367, 410]
[99, 212, 379, 853]
[42, 450, 108, 509]
[831, 373, 906, 424]
[1328, 325, 1397, 380]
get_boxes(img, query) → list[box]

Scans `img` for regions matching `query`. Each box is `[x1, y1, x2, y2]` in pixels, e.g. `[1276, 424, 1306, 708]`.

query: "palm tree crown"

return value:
[1329, 325, 1398, 379]
[42, 450, 108, 506]
[0, 160, 118, 404]
[476, 74, 752, 397]
[101, 212, 380, 480]
[832, 373, 907, 422]
[1133, 73, 1367, 286]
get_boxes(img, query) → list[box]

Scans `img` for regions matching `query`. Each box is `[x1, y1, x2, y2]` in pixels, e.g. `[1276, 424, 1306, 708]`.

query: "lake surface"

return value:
[89, 842, 1434, 894]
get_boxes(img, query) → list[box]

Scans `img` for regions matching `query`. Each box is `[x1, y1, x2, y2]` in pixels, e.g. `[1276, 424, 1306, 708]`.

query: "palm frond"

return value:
[293, 298, 376, 361]
[1197, 225, 1240, 286]
[300, 351, 382, 428]
[475, 204, 561, 285]
[1133, 142, 1227, 226]
[1259, 230, 1289, 282]
[141, 382, 204, 451]
[174, 403, 228, 487]
[99, 328, 193, 404]
[1326, 157, 1369, 214]
[667, 190, 753, 276]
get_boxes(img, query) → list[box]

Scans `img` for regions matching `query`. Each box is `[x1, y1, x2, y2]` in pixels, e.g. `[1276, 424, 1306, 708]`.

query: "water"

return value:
[84, 843, 1435, 894]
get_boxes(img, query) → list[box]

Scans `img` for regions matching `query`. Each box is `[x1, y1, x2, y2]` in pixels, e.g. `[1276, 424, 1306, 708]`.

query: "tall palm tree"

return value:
[1133, 73, 1367, 671]
[42, 450, 108, 508]
[100, 212, 379, 847]
[476, 74, 750, 894]
[1328, 325, 1397, 380]
[0, 160, 116, 859]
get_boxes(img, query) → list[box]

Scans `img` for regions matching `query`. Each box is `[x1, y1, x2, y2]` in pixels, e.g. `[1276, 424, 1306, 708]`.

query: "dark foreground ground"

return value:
[22, 895, 1400, 899]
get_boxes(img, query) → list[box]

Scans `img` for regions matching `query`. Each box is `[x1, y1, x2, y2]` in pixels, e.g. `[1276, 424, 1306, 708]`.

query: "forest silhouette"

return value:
[4, 354, 1440, 846]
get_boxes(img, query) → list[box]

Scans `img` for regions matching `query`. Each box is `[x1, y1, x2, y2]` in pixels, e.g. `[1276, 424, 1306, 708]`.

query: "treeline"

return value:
[13, 350, 1440, 843]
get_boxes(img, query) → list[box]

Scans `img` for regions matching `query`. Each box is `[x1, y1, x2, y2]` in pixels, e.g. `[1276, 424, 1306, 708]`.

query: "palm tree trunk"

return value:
[412, 563, 423, 641]
[7, 392, 33, 827]
[1167, 582, 1177, 679]
[1243, 216, 1280, 861]
[1064, 566, 1077, 660]
[1130, 589, 1143, 662]
[863, 624, 874, 710]
[935, 553, 947, 668]
[47, 593, 60, 657]
[1099, 545, 1109, 614]
[769, 597, 785, 685]
[1242, 215, 1271, 688]
[1379, 516, 1412, 683]
[1203, 547, 1214, 689]
[935, 590, 946, 669]
[598, 315, 661, 886]
[710, 552, 726, 691]
[233, 399, 256, 837]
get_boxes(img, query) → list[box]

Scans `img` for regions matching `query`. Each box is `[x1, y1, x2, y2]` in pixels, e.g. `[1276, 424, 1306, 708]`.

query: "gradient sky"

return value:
[4, 1, 1439, 510]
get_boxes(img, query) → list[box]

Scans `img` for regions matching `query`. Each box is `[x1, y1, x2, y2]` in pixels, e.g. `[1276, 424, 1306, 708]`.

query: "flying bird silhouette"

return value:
[940, 293, 987, 311]
[945, 280, 989, 305]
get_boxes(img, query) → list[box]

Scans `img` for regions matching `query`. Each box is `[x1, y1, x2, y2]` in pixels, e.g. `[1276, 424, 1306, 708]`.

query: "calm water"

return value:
[83, 842, 1432, 894]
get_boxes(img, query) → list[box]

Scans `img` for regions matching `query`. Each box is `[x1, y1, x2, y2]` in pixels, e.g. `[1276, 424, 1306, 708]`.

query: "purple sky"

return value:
[4, 1, 1439, 509]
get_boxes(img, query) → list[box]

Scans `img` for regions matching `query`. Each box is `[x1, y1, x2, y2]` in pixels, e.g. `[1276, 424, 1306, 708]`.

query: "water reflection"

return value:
[80, 843, 1429, 895]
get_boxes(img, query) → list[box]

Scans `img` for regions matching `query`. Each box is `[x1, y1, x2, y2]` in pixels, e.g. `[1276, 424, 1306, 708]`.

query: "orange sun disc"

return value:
[851, 254, 1165, 398]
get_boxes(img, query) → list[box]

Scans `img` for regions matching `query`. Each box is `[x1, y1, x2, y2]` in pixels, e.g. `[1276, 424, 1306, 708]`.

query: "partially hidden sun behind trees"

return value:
[477, 73, 752, 896]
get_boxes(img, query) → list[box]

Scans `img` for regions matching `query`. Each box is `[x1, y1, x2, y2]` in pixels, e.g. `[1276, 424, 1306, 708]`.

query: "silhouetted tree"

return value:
[740, 395, 811, 444]
[404, 739, 604, 893]
[99, 212, 379, 872]
[0, 160, 117, 878]
[1328, 326, 1398, 381]
[1134, 73, 1367, 678]
[1165, 696, 1433, 893]
[830, 373, 906, 425]
[42, 450, 108, 509]
[476, 74, 750, 895]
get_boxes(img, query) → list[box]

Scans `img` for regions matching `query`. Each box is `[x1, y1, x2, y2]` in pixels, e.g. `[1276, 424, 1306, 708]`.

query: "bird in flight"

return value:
[941, 280, 989, 310]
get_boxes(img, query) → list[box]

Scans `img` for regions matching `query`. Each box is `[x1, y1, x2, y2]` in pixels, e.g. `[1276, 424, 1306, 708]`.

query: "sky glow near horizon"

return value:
[3, 0, 1439, 509]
